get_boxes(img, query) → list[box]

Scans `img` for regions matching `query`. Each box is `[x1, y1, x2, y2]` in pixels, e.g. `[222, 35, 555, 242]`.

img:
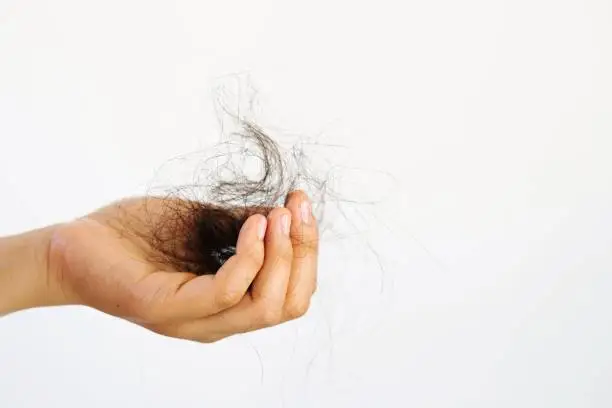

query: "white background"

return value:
[1, 0, 612, 406]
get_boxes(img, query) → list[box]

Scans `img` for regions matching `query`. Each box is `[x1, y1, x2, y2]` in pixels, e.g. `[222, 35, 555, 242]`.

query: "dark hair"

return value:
[131, 118, 326, 275]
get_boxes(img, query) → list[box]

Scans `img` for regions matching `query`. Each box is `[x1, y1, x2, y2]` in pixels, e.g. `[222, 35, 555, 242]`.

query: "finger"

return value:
[282, 190, 318, 321]
[161, 201, 310, 342]
[211, 214, 267, 310]
[148, 208, 294, 340]
[250, 207, 294, 322]
[159, 295, 274, 343]
[133, 214, 267, 323]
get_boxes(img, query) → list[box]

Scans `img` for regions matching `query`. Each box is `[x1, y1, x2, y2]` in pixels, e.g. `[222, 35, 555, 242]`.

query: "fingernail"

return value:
[281, 214, 291, 236]
[300, 199, 311, 225]
[257, 217, 267, 240]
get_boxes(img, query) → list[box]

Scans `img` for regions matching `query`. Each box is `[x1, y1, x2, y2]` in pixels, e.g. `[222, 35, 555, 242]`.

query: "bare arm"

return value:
[0, 191, 318, 343]
[0, 226, 68, 315]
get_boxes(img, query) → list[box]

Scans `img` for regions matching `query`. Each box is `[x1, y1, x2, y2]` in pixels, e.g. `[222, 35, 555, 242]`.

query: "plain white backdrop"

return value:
[1, 0, 612, 406]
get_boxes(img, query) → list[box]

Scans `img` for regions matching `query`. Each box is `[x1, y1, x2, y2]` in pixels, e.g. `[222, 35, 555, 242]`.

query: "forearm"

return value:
[0, 226, 66, 315]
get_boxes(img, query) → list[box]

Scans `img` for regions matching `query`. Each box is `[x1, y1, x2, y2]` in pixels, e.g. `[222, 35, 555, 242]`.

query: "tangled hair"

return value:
[127, 118, 327, 276]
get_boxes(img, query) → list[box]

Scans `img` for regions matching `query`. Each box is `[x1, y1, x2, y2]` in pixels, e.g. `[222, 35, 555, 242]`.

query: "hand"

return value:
[45, 190, 318, 343]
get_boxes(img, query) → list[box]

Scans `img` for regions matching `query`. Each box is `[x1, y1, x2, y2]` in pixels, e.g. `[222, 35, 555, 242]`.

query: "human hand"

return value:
[41, 190, 318, 343]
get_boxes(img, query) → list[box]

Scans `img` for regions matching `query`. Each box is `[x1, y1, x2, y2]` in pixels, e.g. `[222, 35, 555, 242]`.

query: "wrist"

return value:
[0, 225, 70, 315]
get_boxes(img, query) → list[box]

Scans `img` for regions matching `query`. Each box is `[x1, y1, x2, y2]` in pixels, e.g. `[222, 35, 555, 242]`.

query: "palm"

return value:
[48, 192, 319, 343]
[53, 211, 163, 320]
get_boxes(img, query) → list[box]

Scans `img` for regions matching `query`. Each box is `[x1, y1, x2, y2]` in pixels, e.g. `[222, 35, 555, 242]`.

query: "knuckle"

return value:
[278, 245, 294, 265]
[308, 236, 320, 251]
[242, 245, 265, 270]
[257, 304, 283, 326]
[302, 235, 320, 252]
[290, 226, 306, 243]
[266, 247, 293, 272]
[216, 286, 243, 308]
[292, 235, 319, 258]
[285, 299, 310, 319]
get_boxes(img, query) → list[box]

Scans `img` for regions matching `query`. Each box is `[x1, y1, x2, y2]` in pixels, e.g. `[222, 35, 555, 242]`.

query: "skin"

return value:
[0, 190, 318, 343]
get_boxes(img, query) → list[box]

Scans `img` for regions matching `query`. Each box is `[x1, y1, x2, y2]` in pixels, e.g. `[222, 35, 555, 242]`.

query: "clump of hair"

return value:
[132, 118, 326, 275]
